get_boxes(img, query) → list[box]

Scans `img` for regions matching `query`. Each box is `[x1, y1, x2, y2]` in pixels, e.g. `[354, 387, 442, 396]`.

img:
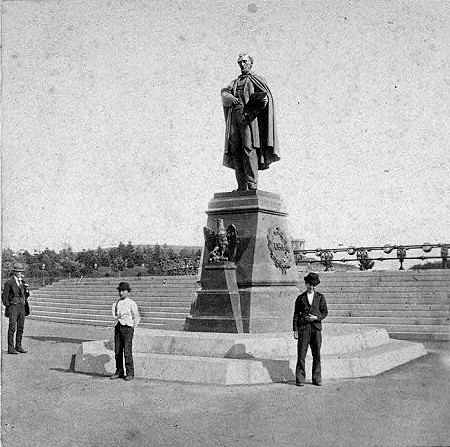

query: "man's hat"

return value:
[12, 262, 25, 272]
[304, 272, 320, 286]
[117, 282, 131, 292]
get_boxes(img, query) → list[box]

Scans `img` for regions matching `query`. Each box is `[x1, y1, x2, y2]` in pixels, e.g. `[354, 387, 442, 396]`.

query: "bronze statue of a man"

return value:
[221, 53, 280, 191]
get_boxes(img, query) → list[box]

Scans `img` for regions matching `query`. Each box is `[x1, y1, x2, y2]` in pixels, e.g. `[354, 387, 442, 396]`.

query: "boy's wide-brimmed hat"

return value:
[12, 262, 25, 272]
[304, 272, 320, 286]
[117, 282, 131, 292]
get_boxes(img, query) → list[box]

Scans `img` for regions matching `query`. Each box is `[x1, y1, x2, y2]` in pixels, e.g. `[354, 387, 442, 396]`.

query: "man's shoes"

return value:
[124, 375, 134, 381]
[110, 373, 124, 380]
[312, 381, 322, 386]
[296, 382, 304, 387]
[15, 347, 27, 353]
[7, 349, 19, 355]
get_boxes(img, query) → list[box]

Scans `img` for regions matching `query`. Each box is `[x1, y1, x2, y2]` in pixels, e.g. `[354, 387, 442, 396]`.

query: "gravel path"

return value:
[2, 318, 449, 447]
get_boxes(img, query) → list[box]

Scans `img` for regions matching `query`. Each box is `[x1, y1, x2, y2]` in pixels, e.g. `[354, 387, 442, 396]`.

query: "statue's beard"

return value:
[241, 66, 252, 74]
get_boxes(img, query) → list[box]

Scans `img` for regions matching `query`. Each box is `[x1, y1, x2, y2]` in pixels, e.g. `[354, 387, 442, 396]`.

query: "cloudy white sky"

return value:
[1, 0, 449, 256]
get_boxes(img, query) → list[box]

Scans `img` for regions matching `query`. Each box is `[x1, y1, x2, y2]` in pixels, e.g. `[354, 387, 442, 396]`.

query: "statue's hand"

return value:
[261, 96, 269, 107]
[232, 97, 243, 106]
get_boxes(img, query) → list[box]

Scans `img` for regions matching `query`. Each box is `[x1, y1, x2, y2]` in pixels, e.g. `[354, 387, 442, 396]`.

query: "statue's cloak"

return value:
[221, 72, 280, 170]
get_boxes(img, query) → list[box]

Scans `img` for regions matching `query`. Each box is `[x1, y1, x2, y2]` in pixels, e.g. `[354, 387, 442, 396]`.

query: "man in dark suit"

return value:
[2, 262, 30, 354]
[293, 272, 328, 386]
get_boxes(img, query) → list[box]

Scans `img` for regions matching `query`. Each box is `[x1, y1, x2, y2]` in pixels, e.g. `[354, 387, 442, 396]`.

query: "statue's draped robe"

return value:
[221, 72, 280, 171]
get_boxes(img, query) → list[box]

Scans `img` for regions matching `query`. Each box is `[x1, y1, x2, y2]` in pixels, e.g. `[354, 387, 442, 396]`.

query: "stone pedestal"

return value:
[186, 262, 244, 333]
[186, 190, 299, 333]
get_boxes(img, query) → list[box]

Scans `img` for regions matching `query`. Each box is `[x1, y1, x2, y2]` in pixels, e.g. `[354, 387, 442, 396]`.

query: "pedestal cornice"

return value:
[207, 190, 287, 217]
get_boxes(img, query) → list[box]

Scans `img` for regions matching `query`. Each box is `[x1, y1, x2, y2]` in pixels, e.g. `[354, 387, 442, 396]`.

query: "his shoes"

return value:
[110, 373, 124, 380]
[15, 347, 27, 353]
[296, 382, 304, 387]
[7, 349, 19, 355]
[124, 375, 134, 381]
[312, 381, 322, 386]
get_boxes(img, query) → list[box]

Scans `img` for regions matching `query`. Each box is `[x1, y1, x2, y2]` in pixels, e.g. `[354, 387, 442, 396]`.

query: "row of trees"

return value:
[2, 242, 201, 281]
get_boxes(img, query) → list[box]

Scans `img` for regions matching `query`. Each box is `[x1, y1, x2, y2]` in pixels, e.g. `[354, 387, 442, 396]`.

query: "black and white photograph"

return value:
[1, 1, 449, 446]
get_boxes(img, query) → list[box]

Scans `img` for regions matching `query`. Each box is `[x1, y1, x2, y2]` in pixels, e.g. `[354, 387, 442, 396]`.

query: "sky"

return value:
[1, 0, 449, 263]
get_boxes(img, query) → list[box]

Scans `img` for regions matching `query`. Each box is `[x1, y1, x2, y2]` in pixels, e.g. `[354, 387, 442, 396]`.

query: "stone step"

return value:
[319, 276, 450, 283]
[29, 295, 195, 304]
[30, 290, 195, 301]
[29, 300, 190, 310]
[27, 313, 186, 329]
[390, 331, 450, 341]
[26, 314, 182, 329]
[29, 309, 188, 323]
[319, 290, 449, 296]
[329, 303, 448, 311]
[330, 309, 449, 318]
[32, 286, 197, 293]
[326, 319, 450, 332]
[30, 309, 187, 322]
[44, 285, 198, 291]
[326, 316, 449, 326]
[48, 280, 197, 288]
[325, 297, 449, 304]
[317, 271, 450, 278]
[320, 287, 450, 293]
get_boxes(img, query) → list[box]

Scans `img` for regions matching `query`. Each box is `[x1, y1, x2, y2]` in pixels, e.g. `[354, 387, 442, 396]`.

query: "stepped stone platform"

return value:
[74, 324, 426, 385]
[320, 269, 450, 340]
[28, 276, 197, 330]
[28, 270, 450, 340]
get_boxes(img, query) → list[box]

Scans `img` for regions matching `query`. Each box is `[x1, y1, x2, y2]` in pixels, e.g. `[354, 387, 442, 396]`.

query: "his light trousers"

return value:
[114, 322, 134, 377]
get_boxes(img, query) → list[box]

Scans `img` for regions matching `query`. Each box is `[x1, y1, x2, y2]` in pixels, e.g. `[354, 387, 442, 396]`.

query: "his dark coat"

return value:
[2, 278, 30, 317]
[221, 72, 280, 171]
[293, 291, 328, 331]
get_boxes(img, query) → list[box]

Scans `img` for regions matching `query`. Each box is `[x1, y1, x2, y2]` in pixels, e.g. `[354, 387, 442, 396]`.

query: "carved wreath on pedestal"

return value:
[267, 226, 293, 274]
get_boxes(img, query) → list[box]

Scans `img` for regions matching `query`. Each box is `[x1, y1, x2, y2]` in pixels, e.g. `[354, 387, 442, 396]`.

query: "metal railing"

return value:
[292, 243, 449, 271]
[159, 257, 201, 276]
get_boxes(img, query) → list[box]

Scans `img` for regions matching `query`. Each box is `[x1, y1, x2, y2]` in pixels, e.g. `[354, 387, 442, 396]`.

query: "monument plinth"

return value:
[185, 190, 299, 333]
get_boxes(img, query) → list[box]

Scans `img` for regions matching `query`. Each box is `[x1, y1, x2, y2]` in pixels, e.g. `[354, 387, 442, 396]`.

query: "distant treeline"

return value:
[2, 242, 202, 280]
[409, 261, 445, 270]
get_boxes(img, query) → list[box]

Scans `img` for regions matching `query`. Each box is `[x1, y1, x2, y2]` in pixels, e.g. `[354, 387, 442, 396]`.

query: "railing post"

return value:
[441, 245, 449, 269]
[397, 247, 407, 270]
[319, 250, 333, 271]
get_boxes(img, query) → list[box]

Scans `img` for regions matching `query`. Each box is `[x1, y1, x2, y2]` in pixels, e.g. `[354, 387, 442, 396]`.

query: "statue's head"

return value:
[237, 53, 253, 74]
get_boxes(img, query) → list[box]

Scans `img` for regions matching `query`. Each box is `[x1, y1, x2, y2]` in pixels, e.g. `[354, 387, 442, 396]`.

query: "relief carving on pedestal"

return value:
[267, 226, 293, 274]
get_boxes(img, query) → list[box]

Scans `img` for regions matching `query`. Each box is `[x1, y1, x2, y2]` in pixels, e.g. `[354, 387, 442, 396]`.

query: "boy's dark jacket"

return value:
[293, 291, 328, 331]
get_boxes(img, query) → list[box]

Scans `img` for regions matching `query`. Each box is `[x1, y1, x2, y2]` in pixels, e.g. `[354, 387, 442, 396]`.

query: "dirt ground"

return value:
[1, 318, 449, 447]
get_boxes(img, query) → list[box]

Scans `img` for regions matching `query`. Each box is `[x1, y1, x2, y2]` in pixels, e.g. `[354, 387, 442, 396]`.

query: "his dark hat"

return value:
[12, 262, 25, 272]
[117, 282, 131, 292]
[304, 272, 320, 286]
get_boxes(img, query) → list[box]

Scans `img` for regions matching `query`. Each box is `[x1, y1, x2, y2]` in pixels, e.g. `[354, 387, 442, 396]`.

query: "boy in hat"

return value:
[293, 272, 328, 386]
[110, 282, 140, 381]
[2, 263, 30, 354]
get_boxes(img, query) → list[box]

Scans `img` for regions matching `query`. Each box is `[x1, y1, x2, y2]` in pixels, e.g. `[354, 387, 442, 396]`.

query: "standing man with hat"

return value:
[293, 272, 328, 386]
[110, 282, 140, 381]
[2, 262, 30, 354]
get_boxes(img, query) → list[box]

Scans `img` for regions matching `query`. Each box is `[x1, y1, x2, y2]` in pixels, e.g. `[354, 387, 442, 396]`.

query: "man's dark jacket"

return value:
[2, 278, 30, 318]
[293, 291, 328, 331]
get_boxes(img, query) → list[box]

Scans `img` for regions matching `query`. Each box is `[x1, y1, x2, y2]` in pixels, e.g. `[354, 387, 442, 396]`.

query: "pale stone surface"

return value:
[74, 324, 427, 384]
